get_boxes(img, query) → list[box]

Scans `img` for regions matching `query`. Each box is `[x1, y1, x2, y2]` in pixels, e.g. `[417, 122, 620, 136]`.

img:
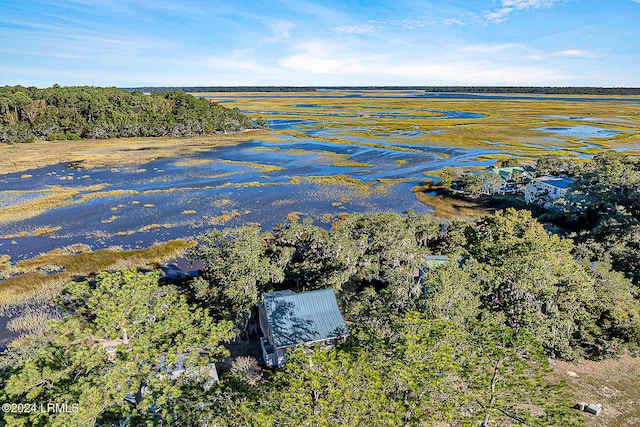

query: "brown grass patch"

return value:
[287, 212, 302, 221]
[0, 184, 109, 223]
[32, 226, 62, 236]
[411, 182, 487, 220]
[0, 130, 267, 174]
[551, 355, 640, 427]
[208, 210, 241, 225]
[101, 215, 118, 224]
[218, 159, 283, 173]
[0, 239, 196, 309]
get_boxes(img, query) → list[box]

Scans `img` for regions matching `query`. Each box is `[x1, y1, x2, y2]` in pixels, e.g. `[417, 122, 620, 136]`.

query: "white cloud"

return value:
[443, 18, 467, 26]
[279, 42, 371, 74]
[461, 43, 521, 53]
[333, 24, 377, 35]
[369, 17, 434, 30]
[552, 49, 592, 58]
[526, 54, 545, 60]
[484, 0, 560, 23]
[264, 20, 295, 43]
[277, 41, 569, 85]
[484, 7, 514, 23]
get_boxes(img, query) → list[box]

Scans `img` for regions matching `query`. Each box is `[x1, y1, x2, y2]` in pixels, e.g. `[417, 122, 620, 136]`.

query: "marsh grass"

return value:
[0, 184, 110, 223]
[218, 159, 284, 173]
[208, 210, 241, 225]
[32, 226, 62, 236]
[101, 215, 118, 224]
[412, 186, 484, 219]
[206, 91, 640, 160]
[6, 306, 61, 336]
[79, 189, 140, 201]
[331, 159, 374, 167]
[172, 158, 214, 167]
[142, 186, 214, 195]
[218, 181, 274, 189]
[0, 130, 267, 174]
[411, 181, 525, 219]
[0, 239, 195, 310]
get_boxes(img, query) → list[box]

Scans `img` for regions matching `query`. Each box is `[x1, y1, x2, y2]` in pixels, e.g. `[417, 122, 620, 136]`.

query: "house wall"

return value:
[524, 180, 567, 203]
[257, 303, 273, 344]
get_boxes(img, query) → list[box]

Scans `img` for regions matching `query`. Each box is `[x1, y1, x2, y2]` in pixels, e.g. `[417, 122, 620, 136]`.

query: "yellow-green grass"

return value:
[172, 158, 214, 167]
[217, 181, 275, 189]
[301, 175, 410, 196]
[141, 186, 214, 195]
[101, 215, 118, 224]
[331, 159, 374, 167]
[138, 223, 175, 232]
[0, 130, 267, 174]
[410, 182, 490, 220]
[287, 211, 302, 221]
[78, 189, 140, 202]
[208, 210, 241, 225]
[217, 159, 284, 173]
[0, 272, 71, 310]
[0, 184, 109, 224]
[0, 239, 195, 309]
[213, 199, 232, 207]
[200, 91, 640, 160]
[6, 309, 56, 335]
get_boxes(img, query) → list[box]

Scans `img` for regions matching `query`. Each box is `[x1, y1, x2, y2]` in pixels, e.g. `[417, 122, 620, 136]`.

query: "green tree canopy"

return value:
[1, 269, 234, 426]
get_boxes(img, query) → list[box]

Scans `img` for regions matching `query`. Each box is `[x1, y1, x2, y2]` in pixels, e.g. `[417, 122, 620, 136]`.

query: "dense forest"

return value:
[0, 86, 255, 144]
[2, 203, 640, 425]
[443, 151, 640, 286]
[127, 86, 640, 95]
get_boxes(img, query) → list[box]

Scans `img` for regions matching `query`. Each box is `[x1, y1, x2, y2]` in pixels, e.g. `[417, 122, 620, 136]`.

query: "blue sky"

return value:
[1, 0, 639, 87]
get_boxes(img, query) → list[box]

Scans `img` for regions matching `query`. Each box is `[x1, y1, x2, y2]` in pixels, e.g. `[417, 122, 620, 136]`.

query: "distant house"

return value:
[523, 175, 574, 205]
[415, 255, 464, 289]
[257, 289, 349, 368]
[485, 166, 534, 194]
[124, 353, 219, 405]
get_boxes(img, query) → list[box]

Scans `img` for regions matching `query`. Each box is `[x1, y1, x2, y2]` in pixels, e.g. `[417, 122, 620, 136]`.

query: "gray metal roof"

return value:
[536, 175, 574, 189]
[262, 288, 348, 348]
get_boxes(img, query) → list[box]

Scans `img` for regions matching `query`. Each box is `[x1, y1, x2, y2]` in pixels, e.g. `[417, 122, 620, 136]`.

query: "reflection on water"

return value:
[536, 125, 622, 139]
[1, 91, 633, 263]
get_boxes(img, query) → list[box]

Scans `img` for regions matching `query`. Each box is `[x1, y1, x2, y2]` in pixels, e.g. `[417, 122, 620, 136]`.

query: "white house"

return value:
[472, 166, 535, 195]
[523, 175, 574, 204]
[257, 289, 349, 367]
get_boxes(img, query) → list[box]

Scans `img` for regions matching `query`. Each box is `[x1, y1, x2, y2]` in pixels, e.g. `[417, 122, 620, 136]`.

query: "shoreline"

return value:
[0, 129, 267, 174]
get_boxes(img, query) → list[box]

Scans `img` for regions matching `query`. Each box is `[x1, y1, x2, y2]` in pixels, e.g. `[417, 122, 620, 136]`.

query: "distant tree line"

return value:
[418, 86, 640, 95]
[125, 86, 640, 95]
[0, 85, 255, 144]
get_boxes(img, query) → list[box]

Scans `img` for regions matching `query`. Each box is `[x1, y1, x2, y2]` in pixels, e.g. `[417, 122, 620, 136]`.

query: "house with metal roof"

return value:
[485, 166, 534, 194]
[257, 289, 349, 367]
[523, 175, 574, 205]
